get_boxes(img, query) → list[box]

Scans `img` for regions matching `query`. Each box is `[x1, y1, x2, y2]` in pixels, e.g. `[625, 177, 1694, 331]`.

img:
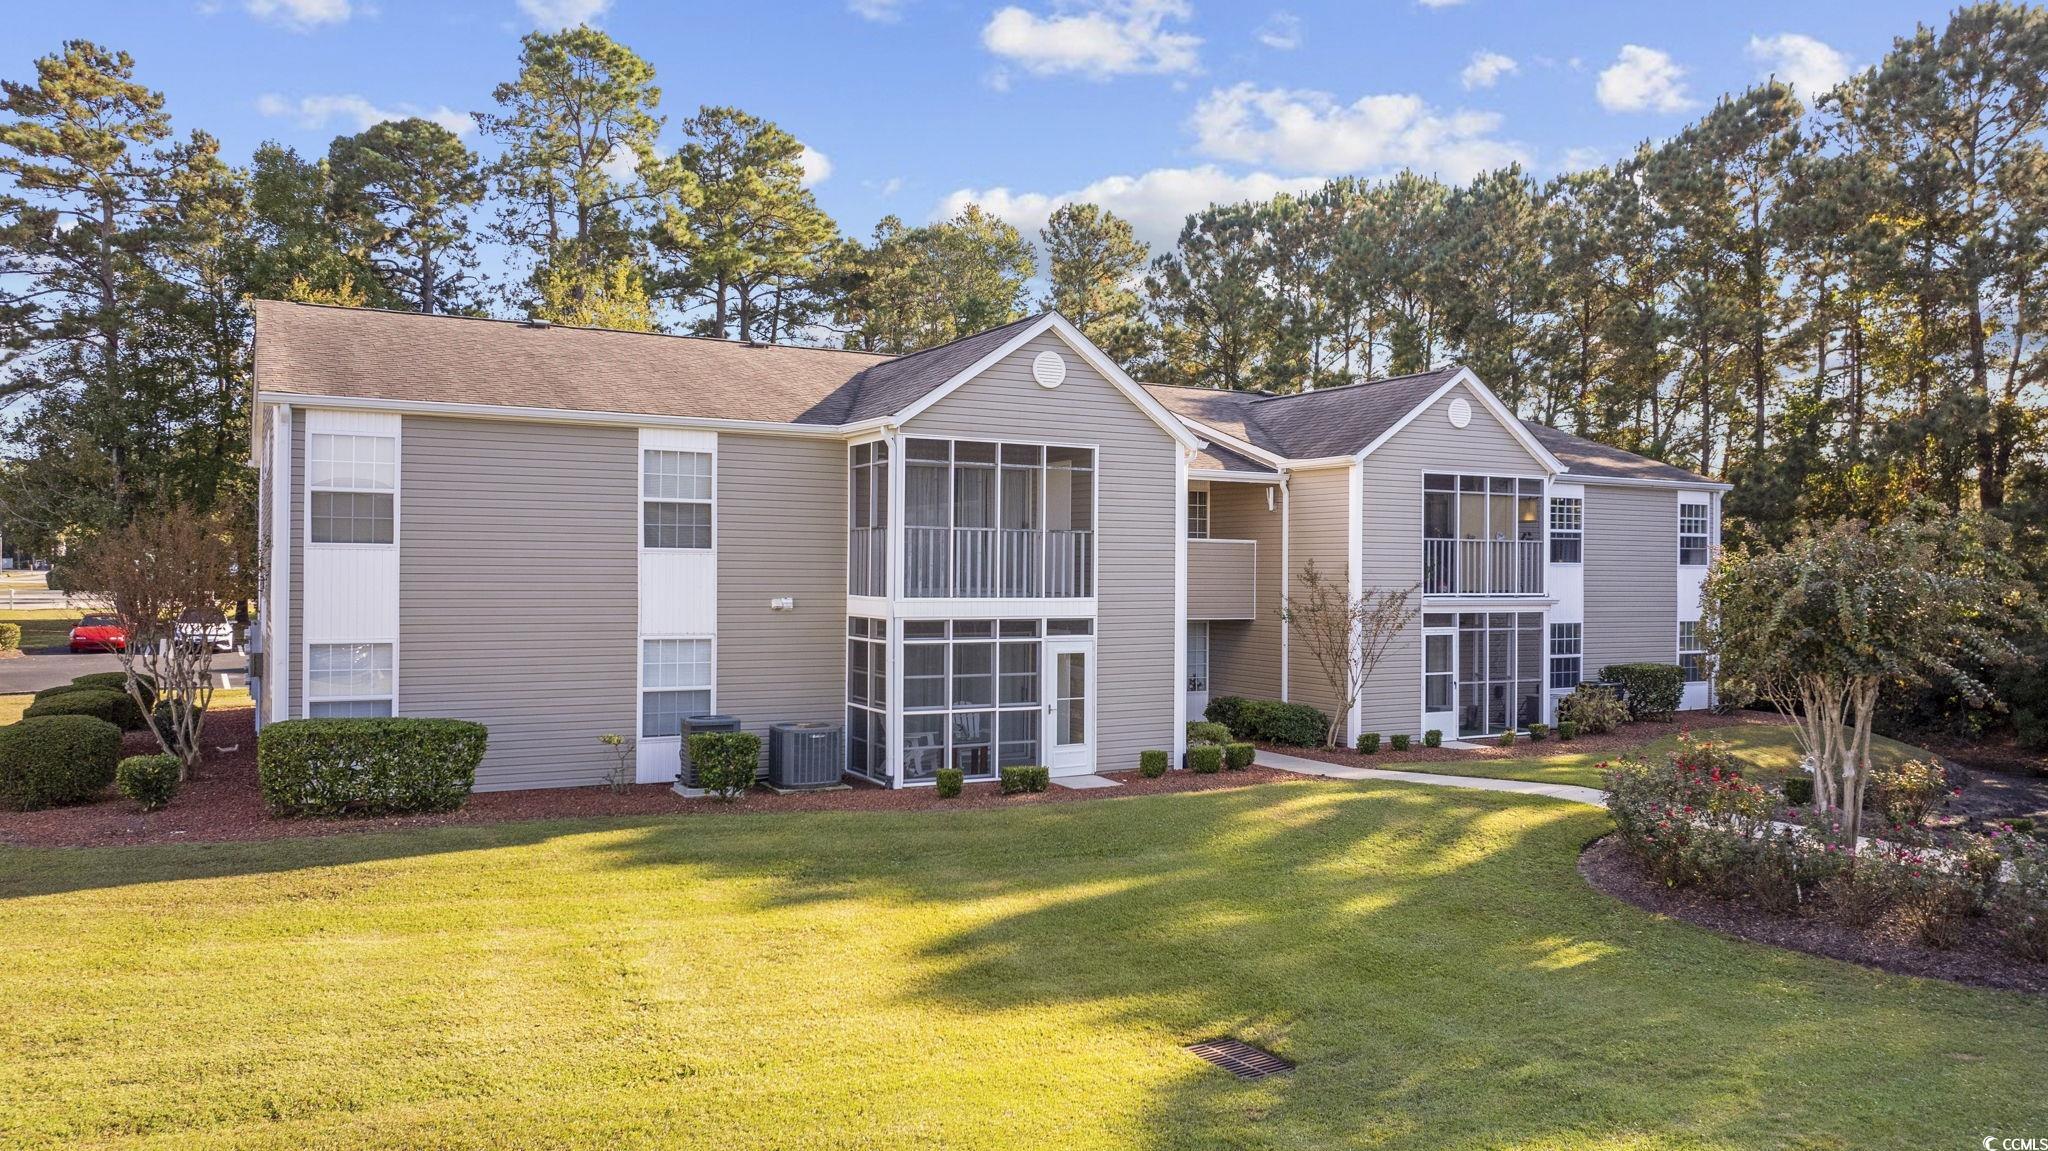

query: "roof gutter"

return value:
[1565, 471, 1733, 493]
[254, 390, 866, 439]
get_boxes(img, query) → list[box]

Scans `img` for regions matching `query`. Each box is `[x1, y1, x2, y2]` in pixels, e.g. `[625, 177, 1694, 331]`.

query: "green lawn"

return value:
[0, 687, 251, 727]
[0, 609, 84, 652]
[2, 781, 2041, 1149]
[1379, 723, 1927, 791]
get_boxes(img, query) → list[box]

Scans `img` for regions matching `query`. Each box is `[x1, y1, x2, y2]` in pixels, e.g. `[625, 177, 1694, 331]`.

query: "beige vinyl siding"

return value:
[398, 416, 638, 791]
[1284, 463, 1354, 733]
[1187, 540, 1256, 619]
[287, 422, 304, 719]
[716, 433, 849, 758]
[906, 330, 1178, 774]
[1584, 484, 1678, 673]
[1359, 381, 1552, 738]
[1207, 482, 1283, 701]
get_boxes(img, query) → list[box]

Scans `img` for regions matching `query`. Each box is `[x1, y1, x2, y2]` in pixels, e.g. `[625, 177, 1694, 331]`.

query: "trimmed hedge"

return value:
[68, 671, 159, 711]
[1187, 745, 1223, 774]
[1557, 721, 1579, 741]
[1212, 698, 1329, 747]
[689, 731, 762, 801]
[1355, 732, 1380, 755]
[1497, 730, 1517, 748]
[1528, 722, 1550, 742]
[1424, 730, 1442, 748]
[1000, 765, 1049, 794]
[1390, 734, 1411, 752]
[259, 718, 487, 816]
[1139, 749, 1169, 778]
[1782, 774, 1814, 805]
[1558, 684, 1629, 734]
[24, 688, 144, 731]
[1186, 721, 1231, 746]
[0, 622, 19, 651]
[0, 715, 122, 810]
[118, 754, 182, 811]
[1602, 663, 1685, 721]
[934, 767, 964, 798]
[1223, 742, 1255, 770]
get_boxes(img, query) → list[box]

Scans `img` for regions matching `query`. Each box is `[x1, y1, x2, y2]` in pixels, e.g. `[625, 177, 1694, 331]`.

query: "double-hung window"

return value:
[309, 433, 396, 544]
[1679, 622, 1707, 683]
[642, 638, 713, 737]
[1549, 497, 1582, 564]
[307, 642, 394, 717]
[644, 450, 713, 549]
[1679, 503, 1709, 566]
[1187, 489, 1210, 540]
[1549, 623, 1583, 689]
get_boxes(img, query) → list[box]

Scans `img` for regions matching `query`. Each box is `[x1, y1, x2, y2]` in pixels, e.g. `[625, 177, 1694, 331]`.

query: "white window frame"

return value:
[1187, 488, 1210, 540]
[306, 641, 396, 717]
[1548, 497, 1582, 564]
[1679, 502, 1710, 567]
[307, 431, 398, 547]
[1678, 621, 1707, 683]
[896, 434, 1101, 604]
[1549, 622, 1583, 690]
[1186, 621, 1210, 691]
[641, 448, 715, 551]
[639, 636, 715, 739]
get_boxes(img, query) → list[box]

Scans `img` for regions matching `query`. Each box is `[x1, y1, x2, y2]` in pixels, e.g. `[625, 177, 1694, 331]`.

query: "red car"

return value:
[69, 614, 127, 654]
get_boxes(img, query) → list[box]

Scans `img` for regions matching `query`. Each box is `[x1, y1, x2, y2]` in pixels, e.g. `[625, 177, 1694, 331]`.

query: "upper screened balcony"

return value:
[849, 437, 1096, 601]
[1421, 473, 1546, 597]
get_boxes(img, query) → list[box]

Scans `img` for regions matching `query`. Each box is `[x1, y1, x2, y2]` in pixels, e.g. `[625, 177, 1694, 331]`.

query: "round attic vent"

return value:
[1032, 350, 1068, 389]
[1447, 396, 1473, 428]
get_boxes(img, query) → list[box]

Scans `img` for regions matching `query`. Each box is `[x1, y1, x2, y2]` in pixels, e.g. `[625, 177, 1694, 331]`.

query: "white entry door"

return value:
[1044, 637, 1095, 776]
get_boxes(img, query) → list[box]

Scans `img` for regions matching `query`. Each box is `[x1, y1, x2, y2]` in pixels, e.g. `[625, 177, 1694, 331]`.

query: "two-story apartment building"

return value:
[250, 301, 1723, 791]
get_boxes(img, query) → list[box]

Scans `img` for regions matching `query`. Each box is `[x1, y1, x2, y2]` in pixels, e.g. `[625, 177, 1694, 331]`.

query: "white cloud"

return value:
[1255, 11, 1301, 50]
[516, 0, 610, 28]
[1417, 0, 1466, 8]
[1187, 83, 1528, 181]
[867, 175, 907, 197]
[1596, 45, 1694, 113]
[1746, 33, 1852, 96]
[939, 165, 1325, 251]
[243, 0, 353, 29]
[848, 0, 906, 21]
[1460, 50, 1517, 90]
[799, 145, 832, 187]
[256, 93, 475, 136]
[981, 0, 1201, 80]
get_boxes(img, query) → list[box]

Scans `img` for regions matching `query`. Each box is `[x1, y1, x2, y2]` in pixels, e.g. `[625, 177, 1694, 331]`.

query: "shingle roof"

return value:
[833, 313, 1048, 422]
[1519, 420, 1715, 485]
[1191, 441, 1278, 475]
[1148, 370, 1719, 487]
[1144, 367, 1459, 459]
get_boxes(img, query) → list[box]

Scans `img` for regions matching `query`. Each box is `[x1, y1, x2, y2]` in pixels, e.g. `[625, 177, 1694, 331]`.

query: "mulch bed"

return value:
[1270, 709, 1785, 770]
[0, 708, 1296, 849]
[1580, 833, 2047, 995]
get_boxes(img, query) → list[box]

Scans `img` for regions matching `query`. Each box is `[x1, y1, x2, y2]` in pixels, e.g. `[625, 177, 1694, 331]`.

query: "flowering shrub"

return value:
[1604, 735, 1782, 894]
[1559, 684, 1630, 735]
[1868, 758, 1949, 826]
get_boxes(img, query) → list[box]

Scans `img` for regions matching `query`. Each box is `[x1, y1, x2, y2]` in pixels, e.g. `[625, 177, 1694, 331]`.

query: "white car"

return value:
[175, 619, 236, 652]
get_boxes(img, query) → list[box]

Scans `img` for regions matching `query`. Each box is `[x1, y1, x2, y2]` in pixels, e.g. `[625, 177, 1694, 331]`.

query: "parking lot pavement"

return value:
[0, 650, 249, 696]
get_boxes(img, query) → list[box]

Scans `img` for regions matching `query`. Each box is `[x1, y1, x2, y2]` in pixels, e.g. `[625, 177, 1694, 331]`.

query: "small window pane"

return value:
[952, 642, 994, 707]
[1047, 619, 1093, 636]
[644, 501, 712, 549]
[309, 699, 394, 719]
[308, 643, 394, 699]
[904, 643, 947, 709]
[309, 433, 396, 490]
[903, 714, 946, 779]
[310, 491, 394, 544]
[643, 689, 712, 738]
[643, 450, 713, 500]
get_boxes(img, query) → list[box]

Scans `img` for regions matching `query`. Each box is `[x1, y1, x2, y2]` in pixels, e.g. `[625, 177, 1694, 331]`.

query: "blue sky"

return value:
[11, 0, 1958, 253]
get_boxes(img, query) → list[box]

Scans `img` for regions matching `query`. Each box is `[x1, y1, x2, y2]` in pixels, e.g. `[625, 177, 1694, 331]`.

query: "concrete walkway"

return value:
[1255, 749, 1607, 808]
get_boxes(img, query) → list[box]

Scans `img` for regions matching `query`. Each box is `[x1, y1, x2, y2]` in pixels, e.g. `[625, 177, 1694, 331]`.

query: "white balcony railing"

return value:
[903, 525, 1091, 598]
[1423, 537, 1544, 596]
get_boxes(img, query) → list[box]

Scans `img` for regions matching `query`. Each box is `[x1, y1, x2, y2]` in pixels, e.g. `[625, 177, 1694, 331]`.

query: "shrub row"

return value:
[0, 715, 122, 810]
[1204, 696, 1329, 748]
[25, 687, 143, 731]
[1604, 735, 2047, 957]
[258, 718, 487, 816]
[1000, 765, 1049, 794]
[1601, 663, 1685, 721]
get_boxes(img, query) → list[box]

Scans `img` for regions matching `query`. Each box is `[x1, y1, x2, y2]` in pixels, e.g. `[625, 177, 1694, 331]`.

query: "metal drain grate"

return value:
[1184, 1038, 1294, 1080]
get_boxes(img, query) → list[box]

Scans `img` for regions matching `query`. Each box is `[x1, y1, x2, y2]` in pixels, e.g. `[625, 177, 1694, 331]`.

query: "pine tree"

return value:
[327, 117, 485, 315]
[1038, 202, 1148, 367]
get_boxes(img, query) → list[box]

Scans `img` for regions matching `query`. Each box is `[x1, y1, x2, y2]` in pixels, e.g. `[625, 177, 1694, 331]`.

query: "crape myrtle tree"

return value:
[1278, 559, 1417, 748]
[1699, 514, 2041, 849]
[63, 508, 253, 779]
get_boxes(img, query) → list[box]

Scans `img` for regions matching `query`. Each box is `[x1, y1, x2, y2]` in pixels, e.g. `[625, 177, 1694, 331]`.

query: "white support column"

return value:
[1172, 447, 1189, 763]
[267, 404, 293, 724]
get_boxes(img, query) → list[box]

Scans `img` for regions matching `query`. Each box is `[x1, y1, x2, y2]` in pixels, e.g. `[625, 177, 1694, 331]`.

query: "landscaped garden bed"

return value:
[0, 705, 1293, 848]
